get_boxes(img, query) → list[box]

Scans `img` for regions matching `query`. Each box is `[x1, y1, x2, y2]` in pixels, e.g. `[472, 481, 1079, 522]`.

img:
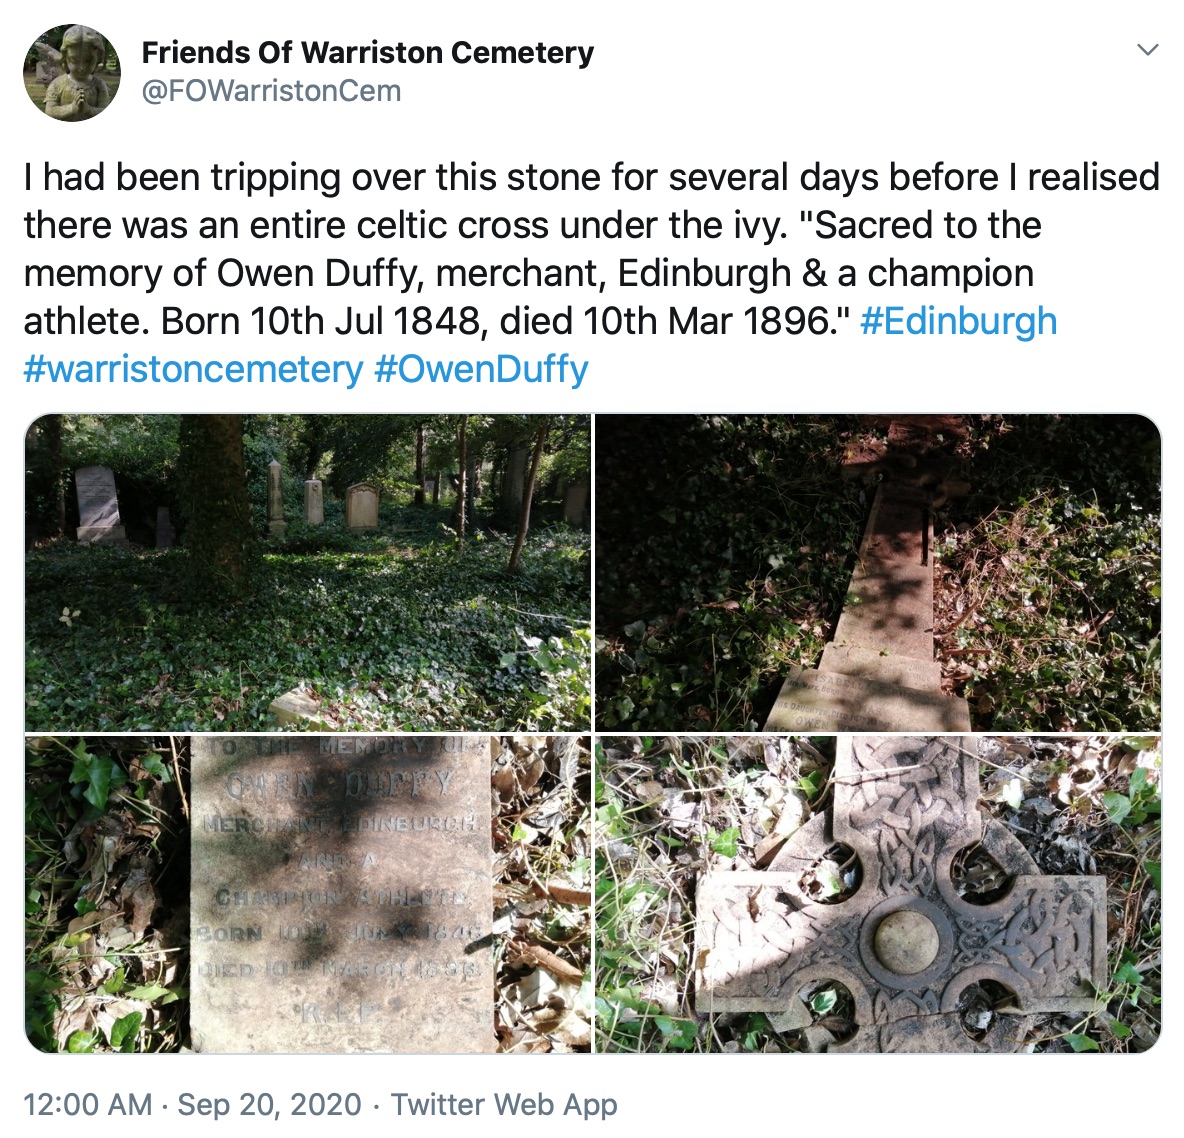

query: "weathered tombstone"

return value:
[695, 735, 1107, 1052]
[765, 416, 970, 731]
[304, 480, 324, 525]
[190, 735, 494, 1053]
[155, 506, 173, 548]
[74, 465, 126, 543]
[345, 482, 379, 529]
[764, 667, 967, 732]
[267, 460, 287, 538]
[562, 479, 590, 528]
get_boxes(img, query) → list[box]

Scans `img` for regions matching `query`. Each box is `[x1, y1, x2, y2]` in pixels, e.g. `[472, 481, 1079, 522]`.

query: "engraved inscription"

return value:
[191, 735, 493, 1053]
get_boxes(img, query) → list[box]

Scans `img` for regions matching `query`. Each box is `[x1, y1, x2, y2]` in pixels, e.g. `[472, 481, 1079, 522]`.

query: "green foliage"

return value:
[68, 742, 128, 814]
[26, 518, 589, 731]
[597, 417, 865, 729]
[1101, 768, 1160, 826]
[943, 416, 1160, 730]
[107, 1011, 142, 1052]
[707, 826, 740, 857]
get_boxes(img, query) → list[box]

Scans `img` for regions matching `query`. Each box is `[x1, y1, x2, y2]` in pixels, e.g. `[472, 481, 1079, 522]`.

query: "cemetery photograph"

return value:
[25, 414, 590, 732]
[25, 733, 592, 1053]
[595, 415, 1160, 733]
[594, 733, 1161, 1053]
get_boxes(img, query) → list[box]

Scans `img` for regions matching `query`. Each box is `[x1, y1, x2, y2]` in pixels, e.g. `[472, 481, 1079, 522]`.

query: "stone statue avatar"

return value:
[43, 26, 111, 121]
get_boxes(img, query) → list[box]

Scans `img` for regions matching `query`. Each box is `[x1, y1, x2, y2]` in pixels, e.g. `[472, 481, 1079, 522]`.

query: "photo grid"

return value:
[24, 414, 1159, 1054]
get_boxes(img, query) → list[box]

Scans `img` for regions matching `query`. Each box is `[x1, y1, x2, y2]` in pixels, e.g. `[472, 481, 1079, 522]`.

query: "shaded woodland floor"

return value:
[596, 415, 1159, 731]
[27, 506, 590, 732]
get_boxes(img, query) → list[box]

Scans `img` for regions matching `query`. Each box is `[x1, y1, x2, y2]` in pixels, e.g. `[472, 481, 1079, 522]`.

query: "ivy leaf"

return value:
[108, 1011, 142, 1051]
[1113, 961, 1142, 987]
[810, 989, 838, 1015]
[66, 1030, 98, 1053]
[1065, 1033, 1100, 1052]
[709, 827, 740, 857]
[1102, 792, 1131, 825]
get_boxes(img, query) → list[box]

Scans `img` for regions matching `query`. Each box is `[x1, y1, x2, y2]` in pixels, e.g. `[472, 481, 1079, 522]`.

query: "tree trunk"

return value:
[177, 415, 257, 599]
[508, 419, 549, 574]
[414, 424, 425, 506]
[43, 414, 66, 536]
[431, 470, 440, 507]
[454, 416, 468, 544]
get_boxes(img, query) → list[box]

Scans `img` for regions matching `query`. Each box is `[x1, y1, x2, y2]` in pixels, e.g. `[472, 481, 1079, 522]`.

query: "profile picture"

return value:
[25, 24, 120, 121]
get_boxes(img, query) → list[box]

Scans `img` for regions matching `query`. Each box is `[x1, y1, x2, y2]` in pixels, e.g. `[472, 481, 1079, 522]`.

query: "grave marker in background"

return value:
[346, 483, 379, 529]
[190, 735, 494, 1052]
[267, 460, 287, 538]
[74, 465, 126, 544]
[304, 480, 324, 525]
[155, 506, 173, 548]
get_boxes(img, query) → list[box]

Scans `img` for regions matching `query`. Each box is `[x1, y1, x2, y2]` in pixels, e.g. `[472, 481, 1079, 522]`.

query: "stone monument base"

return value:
[76, 524, 128, 545]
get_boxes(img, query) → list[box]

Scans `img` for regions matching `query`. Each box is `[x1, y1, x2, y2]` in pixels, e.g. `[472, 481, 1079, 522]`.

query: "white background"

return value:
[9, 1, 1179, 1132]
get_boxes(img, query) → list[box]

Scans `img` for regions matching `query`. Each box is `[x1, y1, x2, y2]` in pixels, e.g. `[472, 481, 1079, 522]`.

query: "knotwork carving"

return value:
[695, 736, 1107, 1051]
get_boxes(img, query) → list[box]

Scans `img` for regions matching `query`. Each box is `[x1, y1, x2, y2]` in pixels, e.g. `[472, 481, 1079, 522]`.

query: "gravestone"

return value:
[155, 506, 173, 548]
[267, 460, 287, 538]
[763, 667, 970, 732]
[695, 735, 1106, 1052]
[562, 479, 590, 528]
[304, 480, 324, 525]
[346, 483, 379, 529]
[190, 735, 494, 1053]
[74, 465, 126, 543]
[766, 416, 970, 731]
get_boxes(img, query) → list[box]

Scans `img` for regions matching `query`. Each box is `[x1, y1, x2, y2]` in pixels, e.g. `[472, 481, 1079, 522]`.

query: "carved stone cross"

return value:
[695, 736, 1107, 1051]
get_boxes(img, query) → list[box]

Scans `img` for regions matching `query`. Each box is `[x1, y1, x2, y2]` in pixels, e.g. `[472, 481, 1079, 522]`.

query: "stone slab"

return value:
[75, 466, 126, 542]
[304, 480, 324, 525]
[346, 483, 379, 529]
[155, 506, 174, 548]
[765, 666, 970, 732]
[820, 644, 942, 690]
[190, 735, 494, 1053]
[695, 735, 1107, 1052]
[832, 483, 934, 660]
[268, 689, 331, 730]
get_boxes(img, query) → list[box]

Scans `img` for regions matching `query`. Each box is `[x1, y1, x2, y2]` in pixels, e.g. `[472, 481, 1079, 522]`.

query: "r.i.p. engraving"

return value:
[695, 736, 1107, 1052]
[191, 735, 493, 1052]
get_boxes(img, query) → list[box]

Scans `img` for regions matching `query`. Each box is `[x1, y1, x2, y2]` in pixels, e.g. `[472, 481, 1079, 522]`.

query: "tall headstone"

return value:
[345, 483, 379, 529]
[155, 506, 174, 548]
[190, 735, 494, 1053]
[562, 479, 590, 528]
[74, 465, 126, 543]
[267, 460, 287, 538]
[304, 480, 324, 526]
